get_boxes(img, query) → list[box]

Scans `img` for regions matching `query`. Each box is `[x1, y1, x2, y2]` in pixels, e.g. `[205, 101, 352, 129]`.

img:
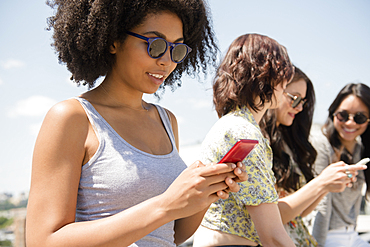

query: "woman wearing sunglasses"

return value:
[310, 83, 370, 247]
[259, 68, 367, 246]
[25, 1, 249, 246]
[193, 33, 296, 247]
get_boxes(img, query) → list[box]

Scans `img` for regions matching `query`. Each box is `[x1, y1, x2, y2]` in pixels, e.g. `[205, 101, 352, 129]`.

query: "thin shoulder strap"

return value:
[154, 104, 177, 151]
[72, 97, 105, 135]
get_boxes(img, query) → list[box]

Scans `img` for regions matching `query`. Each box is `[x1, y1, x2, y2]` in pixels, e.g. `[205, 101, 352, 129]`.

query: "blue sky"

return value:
[0, 0, 369, 194]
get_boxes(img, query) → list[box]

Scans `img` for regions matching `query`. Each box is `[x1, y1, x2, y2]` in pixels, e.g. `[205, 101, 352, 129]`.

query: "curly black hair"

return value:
[260, 67, 317, 192]
[213, 33, 294, 117]
[46, 0, 218, 91]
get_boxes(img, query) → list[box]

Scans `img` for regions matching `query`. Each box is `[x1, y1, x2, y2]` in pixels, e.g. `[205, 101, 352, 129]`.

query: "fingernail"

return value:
[231, 164, 236, 169]
[219, 191, 224, 196]
[236, 168, 241, 175]
[228, 177, 233, 184]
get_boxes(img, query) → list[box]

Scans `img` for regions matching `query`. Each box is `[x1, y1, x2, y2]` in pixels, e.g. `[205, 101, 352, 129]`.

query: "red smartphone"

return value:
[218, 139, 258, 163]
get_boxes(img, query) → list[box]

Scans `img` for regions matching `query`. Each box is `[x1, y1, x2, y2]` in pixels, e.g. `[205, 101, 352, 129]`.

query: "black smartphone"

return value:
[218, 139, 258, 164]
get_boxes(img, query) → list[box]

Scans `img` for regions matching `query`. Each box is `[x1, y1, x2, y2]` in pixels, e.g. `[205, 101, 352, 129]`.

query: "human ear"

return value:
[109, 41, 119, 54]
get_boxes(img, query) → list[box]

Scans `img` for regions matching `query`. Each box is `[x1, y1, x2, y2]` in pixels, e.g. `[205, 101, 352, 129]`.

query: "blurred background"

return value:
[1, 0, 370, 246]
[0, 0, 370, 200]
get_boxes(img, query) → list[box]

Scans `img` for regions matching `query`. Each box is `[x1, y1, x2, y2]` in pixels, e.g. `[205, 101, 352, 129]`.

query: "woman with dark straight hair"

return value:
[260, 68, 366, 246]
[311, 83, 370, 247]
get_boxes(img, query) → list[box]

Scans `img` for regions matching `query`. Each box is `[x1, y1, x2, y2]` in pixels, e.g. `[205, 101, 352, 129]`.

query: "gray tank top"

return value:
[74, 97, 187, 247]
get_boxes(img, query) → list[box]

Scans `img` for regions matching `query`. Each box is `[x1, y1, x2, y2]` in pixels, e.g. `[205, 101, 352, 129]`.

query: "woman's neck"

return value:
[98, 77, 145, 110]
[247, 96, 271, 124]
[248, 106, 268, 124]
[340, 137, 357, 155]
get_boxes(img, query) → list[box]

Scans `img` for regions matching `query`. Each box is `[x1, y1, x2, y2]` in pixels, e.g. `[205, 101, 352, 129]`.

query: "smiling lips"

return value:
[342, 127, 357, 133]
[148, 73, 165, 79]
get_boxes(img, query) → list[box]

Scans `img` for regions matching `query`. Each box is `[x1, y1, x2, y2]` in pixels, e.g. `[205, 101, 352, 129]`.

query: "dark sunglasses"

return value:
[333, 110, 370, 125]
[284, 91, 307, 108]
[126, 31, 192, 63]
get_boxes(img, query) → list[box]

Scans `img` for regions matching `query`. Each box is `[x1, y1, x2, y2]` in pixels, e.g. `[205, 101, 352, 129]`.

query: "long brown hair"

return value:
[260, 67, 317, 192]
[213, 33, 294, 117]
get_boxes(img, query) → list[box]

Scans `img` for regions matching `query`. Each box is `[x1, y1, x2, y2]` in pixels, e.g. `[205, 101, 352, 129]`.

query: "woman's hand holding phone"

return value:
[218, 139, 258, 164]
[215, 139, 258, 196]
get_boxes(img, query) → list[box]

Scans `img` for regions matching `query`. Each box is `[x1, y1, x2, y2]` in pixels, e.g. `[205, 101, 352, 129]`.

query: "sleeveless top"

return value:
[74, 97, 187, 247]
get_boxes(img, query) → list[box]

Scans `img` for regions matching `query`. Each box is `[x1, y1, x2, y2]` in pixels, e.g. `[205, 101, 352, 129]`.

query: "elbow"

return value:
[259, 230, 294, 247]
[260, 238, 291, 247]
[26, 225, 53, 247]
[26, 234, 47, 247]
[174, 232, 194, 246]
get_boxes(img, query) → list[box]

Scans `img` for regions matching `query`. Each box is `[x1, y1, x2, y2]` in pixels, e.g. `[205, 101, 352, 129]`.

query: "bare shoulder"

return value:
[41, 98, 89, 132]
[35, 98, 90, 154]
[46, 98, 86, 120]
[162, 107, 178, 126]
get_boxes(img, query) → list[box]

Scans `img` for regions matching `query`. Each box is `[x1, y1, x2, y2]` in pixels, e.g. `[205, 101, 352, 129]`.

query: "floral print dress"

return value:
[200, 106, 278, 245]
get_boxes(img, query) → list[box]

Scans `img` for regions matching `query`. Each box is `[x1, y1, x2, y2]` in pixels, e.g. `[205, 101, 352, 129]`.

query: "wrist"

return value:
[152, 194, 176, 223]
[309, 176, 328, 194]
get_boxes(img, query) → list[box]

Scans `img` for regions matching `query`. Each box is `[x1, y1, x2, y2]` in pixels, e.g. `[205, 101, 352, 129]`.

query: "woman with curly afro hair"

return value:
[25, 1, 248, 246]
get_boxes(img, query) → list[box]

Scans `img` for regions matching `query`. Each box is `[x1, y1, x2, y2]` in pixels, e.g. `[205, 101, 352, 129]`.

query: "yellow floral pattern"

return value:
[200, 106, 278, 245]
[284, 215, 318, 247]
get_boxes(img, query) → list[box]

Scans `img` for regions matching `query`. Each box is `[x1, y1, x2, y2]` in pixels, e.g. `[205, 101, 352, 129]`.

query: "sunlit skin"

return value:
[80, 11, 184, 158]
[252, 80, 289, 124]
[276, 79, 307, 127]
[26, 11, 249, 247]
[333, 94, 370, 153]
[108, 12, 180, 97]
[269, 77, 367, 233]
[269, 80, 288, 110]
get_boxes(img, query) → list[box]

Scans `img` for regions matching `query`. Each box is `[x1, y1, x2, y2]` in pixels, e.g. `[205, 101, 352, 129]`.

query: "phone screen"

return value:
[218, 139, 258, 164]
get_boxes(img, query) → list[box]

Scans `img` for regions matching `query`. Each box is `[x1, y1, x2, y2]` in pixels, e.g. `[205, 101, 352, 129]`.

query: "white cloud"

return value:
[8, 95, 58, 118]
[0, 77, 3, 85]
[1, 59, 25, 69]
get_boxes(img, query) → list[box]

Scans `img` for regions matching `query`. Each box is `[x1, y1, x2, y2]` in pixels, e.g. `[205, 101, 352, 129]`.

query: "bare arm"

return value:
[26, 100, 175, 246]
[166, 109, 248, 244]
[247, 203, 295, 247]
[26, 100, 244, 247]
[277, 161, 366, 224]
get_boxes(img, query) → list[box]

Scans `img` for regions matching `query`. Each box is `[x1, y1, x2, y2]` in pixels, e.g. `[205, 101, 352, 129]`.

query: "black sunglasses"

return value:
[126, 31, 192, 63]
[284, 91, 307, 108]
[333, 110, 370, 125]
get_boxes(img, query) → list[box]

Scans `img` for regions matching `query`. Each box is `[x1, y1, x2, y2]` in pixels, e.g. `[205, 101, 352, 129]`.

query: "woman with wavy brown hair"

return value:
[193, 33, 296, 247]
